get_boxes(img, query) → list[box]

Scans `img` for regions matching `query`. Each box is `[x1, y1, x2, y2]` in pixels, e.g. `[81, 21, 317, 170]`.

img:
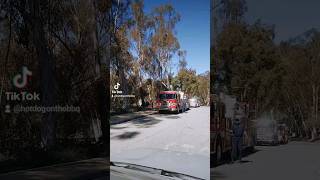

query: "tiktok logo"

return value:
[13, 66, 32, 88]
[114, 83, 120, 90]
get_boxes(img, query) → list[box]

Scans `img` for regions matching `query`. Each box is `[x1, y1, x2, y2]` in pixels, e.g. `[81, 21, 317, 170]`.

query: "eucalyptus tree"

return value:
[150, 3, 180, 87]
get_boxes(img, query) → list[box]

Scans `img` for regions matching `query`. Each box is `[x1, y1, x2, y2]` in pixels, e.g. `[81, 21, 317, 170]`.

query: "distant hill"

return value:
[287, 28, 319, 45]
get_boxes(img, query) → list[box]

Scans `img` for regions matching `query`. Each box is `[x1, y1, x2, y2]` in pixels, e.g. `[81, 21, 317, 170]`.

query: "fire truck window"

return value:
[159, 94, 177, 99]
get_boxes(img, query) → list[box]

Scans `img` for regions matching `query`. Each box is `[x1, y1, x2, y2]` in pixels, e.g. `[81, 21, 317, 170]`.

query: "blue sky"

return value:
[245, 0, 320, 43]
[144, 0, 210, 75]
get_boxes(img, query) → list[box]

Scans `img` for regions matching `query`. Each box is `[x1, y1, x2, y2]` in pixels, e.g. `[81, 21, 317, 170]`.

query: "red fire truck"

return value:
[211, 94, 231, 165]
[156, 91, 185, 113]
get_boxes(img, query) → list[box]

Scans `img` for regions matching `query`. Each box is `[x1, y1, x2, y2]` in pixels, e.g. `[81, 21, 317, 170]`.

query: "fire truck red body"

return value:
[156, 91, 182, 113]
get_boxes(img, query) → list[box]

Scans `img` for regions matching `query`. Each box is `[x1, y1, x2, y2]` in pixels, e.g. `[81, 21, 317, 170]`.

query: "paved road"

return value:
[110, 106, 210, 179]
[212, 141, 320, 180]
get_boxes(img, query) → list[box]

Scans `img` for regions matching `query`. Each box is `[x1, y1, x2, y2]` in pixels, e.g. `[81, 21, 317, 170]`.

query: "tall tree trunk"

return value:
[91, 0, 108, 148]
[0, 12, 11, 106]
[29, 0, 56, 150]
[311, 85, 319, 140]
[105, 2, 112, 155]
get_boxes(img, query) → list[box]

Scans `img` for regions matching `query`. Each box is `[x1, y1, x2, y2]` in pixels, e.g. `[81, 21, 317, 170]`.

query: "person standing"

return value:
[231, 118, 244, 162]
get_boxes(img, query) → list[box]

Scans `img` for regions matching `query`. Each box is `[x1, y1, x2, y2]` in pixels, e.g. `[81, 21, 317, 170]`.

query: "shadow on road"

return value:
[131, 116, 162, 128]
[212, 148, 260, 168]
[211, 170, 228, 179]
[112, 131, 140, 140]
[162, 115, 180, 119]
[243, 148, 260, 157]
[111, 116, 163, 130]
[239, 160, 252, 164]
[154, 112, 182, 118]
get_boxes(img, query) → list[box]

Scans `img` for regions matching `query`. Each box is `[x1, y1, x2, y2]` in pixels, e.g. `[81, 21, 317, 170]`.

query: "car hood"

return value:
[111, 148, 209, 180]
[110, 166, 174, 180]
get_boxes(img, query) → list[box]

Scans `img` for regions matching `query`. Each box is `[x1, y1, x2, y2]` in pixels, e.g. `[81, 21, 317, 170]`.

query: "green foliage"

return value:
[220, 0, 247, 23]
[216, 18, 320, 137]
[172, 68, 209, 105]
[216, 21, 276, 103]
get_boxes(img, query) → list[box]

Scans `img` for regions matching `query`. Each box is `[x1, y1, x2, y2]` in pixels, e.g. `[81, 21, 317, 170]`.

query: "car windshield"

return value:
[159, 93, 177, 100]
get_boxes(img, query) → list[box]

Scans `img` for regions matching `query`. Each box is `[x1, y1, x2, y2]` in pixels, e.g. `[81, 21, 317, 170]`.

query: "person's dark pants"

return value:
[231, 136, 242, 162]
